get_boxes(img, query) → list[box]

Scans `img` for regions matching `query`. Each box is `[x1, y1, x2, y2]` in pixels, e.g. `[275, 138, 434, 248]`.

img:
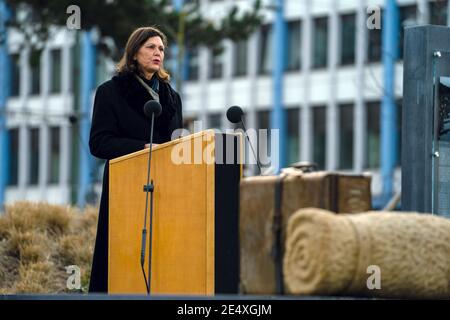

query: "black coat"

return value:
[88, 72, 182, 293]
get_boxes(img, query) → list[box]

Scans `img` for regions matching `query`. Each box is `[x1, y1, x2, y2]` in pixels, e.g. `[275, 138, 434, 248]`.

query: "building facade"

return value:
[0, 0, 448, 209]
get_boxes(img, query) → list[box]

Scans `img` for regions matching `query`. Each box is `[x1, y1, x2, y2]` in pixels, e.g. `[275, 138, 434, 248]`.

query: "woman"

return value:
[88, 27, 183, 293]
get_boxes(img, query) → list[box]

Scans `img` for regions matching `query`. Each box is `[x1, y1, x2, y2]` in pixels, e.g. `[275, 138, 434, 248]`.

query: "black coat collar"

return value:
[111, 72, 177, 133]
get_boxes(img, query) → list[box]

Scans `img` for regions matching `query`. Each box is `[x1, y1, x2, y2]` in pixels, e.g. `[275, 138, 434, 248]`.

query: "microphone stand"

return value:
[239, 120, 263, 175]
[140, 112, 156, 295]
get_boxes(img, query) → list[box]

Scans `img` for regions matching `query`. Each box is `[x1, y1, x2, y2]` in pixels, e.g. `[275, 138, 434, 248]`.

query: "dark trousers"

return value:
[89, 164, 109, 293]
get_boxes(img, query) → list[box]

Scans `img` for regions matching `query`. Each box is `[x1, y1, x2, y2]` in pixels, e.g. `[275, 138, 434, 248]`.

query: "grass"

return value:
[0, 201, 98, 294]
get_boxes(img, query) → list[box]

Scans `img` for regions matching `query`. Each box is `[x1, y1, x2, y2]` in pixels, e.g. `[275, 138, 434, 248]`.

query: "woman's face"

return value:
[134, 36, 165, 78]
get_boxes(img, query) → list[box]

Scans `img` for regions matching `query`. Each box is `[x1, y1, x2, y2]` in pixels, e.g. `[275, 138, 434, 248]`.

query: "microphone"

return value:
[226, 106, 262, 175]
[140, 99, 162, 294]
[144, 100, 162, 118]
[226, 106, 244, 124]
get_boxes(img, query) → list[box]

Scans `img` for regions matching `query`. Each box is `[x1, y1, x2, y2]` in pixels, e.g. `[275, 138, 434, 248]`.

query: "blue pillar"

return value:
[381, 0, 399, 206]
[77, 30, 96, 208]
[0, 1, 10, 211]
[271, 0, 287, 173]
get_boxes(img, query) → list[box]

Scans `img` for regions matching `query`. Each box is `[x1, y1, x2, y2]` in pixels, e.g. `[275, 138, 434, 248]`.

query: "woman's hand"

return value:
[144, 143, 159, 149]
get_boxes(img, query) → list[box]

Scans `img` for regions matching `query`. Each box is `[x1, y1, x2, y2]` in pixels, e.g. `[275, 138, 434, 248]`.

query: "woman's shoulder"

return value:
[95, 78, 116, 96]
[96, 72, 133, 90]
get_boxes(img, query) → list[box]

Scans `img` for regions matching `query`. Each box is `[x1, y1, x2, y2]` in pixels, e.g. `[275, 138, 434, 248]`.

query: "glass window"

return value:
[286, 20, 301, 71]
[183, 116, 199, 134]
[30, 51, 41, 95]
[29, 127, 40, 185]
[339, 104, 354, 170]
[367, 9, 383, 63]
[430, 0, 448, 25]
[259, 24, 273, 75]
[70, 44, 79, 93]
[209, 47, 223, 79]
[257, 110, 271, 166]
[366, 101, 380, 168]
[208, 113, 222, 130]
[93, 159, 107, 184]
[96, 52, 108, 87]
[187, 47, 199, 81]
[340, 13, 356, 66]
[163, 46, 174, 76]
[396, 99, 402, 166]
[313, 17, 328, 69]
[234, 38, 248, 77]
[7, 128, 19, 186]
[10, 53, 20, 97]
[50, 49, 62, 93]
[399, 5, 417, 60]
[257, 110, 270, 130]
[313, 106, 326, 170]
[49, 126, 60, 184]
[286, 108, 300, 165]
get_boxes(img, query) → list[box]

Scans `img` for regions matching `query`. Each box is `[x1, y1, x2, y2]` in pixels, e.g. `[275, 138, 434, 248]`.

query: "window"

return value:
[234, 39, 248, 77]
[96, 52, 108, 86]
[259, 24, 273, 75]
[399, 5, 417, 60]
[286, 20, 301, 71]
[340, 13, 356, 66]
[257, 110, 270, 130]
[367, 9, 383, 63]
[366, 101, 380, 168]
[313, 17, 328, 69]
[50, 49, 62, 94]
[286, 108, 300, 165]
[163, 45, 174, 76]
[208, 113, 222, 130]
[93, 159, 107, 184]
[49, 126, 60, 184]
[30, 51, 41, 95]
[70, 44, 79, 93]
[430, 0, 448, 25]
[396, 99, 402, 166]
[257, 110, 271, 166]
[209, 47, 223, 79]
[7, 128, 19, 186]
[187, 47, 199, 81]
[29, 128, 40, 185]
[10, 53, 20, 97]
[313, 106, 326, 170]
[339, 104, 354, 170]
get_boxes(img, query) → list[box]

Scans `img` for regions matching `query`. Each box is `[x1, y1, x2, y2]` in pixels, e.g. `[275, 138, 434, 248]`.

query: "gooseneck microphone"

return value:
[140, 100, 162, 294]
[144, 100, 162, 119]
[226, 106, 262, 174]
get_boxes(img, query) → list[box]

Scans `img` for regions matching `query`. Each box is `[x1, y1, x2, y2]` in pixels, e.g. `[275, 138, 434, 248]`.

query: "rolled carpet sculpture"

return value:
[283, 208, 450, 299]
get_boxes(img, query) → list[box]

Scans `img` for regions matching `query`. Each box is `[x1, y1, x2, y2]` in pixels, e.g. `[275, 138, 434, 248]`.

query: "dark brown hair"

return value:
[116, 26, 170, 82]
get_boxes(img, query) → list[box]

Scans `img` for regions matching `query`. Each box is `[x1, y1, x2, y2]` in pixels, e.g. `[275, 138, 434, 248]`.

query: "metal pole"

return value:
[381, 0, 399, 207]
[0, 0, 10, 211]
[77, 30, 96, 208]
[271, 0, 287, 173]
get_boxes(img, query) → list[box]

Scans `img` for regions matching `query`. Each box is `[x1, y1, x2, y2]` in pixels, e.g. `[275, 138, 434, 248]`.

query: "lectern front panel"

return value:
[108, 131, 241, 295]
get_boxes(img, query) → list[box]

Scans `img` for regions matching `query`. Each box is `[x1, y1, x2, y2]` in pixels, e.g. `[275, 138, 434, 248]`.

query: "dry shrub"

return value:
[14, 261, 58, 293]
[0, 217, 9, 240]
[58, 234, 93, 266]
[3, 202, 74, 237]
[6, 230, 52, 264]
[0, 243, 20, 289]
[0, 201, 99, 294]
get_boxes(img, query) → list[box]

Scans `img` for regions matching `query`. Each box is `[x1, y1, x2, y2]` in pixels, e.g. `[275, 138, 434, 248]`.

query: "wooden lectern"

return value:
[108, 130, 242, 295]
